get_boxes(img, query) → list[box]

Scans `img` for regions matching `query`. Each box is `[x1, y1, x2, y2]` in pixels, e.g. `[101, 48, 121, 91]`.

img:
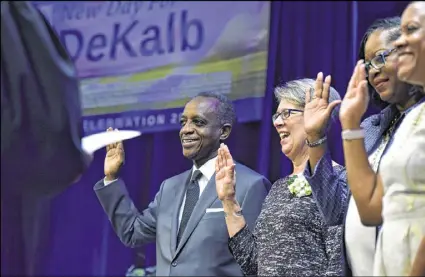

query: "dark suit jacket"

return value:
[94, 162, 270, 276]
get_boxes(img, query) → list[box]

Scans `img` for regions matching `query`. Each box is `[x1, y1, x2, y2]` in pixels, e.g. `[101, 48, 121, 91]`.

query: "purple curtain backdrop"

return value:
[1, 1, 409, 276]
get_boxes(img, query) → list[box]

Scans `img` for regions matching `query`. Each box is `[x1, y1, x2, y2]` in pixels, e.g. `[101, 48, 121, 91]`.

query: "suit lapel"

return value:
[174, 172, 218, 258]
[170, 170, 192, 256]
[365, 105, 397, 153]
[364, 123, 381, 153]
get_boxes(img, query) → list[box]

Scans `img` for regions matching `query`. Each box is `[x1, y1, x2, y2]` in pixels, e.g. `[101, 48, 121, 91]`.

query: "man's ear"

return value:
[220, 124, 232, 141]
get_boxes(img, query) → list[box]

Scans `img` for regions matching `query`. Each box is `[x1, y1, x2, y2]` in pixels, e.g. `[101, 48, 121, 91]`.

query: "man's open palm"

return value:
[104, 128, 125, 179]
[215, 144, 236, 201]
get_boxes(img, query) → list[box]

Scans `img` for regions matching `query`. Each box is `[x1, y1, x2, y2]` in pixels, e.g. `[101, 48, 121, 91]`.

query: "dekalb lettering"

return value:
[59, 10, 204, 62]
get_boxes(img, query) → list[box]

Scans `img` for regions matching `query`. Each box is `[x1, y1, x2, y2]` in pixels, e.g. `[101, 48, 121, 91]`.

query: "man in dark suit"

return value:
[94, 92, 270, 276]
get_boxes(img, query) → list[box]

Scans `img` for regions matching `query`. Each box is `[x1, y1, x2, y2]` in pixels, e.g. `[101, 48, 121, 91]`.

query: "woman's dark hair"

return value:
[358, 17, 402, 109]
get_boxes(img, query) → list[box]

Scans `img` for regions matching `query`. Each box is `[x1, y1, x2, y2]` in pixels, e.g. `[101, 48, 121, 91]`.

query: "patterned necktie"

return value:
[177, 170, 202, 246]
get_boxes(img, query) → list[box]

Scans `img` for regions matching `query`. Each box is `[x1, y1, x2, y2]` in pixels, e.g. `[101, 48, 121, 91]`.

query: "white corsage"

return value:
[287, 175, 312, 197]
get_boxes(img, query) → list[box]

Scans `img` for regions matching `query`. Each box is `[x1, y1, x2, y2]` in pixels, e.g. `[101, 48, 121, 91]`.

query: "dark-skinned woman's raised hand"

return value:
[339, 60, 370, 129]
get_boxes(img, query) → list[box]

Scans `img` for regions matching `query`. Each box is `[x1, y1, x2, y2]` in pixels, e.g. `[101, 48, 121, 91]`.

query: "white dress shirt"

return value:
[177, 156, 217, 228]
[104, 156, 217, 230]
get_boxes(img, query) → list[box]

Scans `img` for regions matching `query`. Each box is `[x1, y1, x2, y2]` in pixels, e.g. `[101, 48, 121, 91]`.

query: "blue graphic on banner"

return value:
[34, 1, 270, 134]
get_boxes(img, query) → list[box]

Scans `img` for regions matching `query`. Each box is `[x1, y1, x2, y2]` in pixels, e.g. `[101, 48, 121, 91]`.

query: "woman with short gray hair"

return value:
[214, 78, 343, 276]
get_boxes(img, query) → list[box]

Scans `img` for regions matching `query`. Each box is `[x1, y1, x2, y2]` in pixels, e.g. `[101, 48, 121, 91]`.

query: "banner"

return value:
[35, 1, 271, 134]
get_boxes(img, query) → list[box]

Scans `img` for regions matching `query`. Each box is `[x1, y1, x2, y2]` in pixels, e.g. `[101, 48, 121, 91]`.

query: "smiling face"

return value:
[365, 29, 411, 104]
[179, 96, 224, 166]
[273, 100, 307, 161]
[394, 2, 425, 87]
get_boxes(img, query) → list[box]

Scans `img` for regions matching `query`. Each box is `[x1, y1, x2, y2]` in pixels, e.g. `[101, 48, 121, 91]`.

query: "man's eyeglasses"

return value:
[365, 48, 397, 74]
[272, 108, 304, 122]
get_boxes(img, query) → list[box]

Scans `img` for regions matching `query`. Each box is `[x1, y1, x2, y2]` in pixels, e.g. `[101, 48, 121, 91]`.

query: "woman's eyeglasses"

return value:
[272, 108, 304, 122]
[365, 48, 397, 74]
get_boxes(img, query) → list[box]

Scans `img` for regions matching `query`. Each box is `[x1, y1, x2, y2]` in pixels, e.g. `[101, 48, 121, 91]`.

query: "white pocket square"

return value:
[206, 208, 224, 213]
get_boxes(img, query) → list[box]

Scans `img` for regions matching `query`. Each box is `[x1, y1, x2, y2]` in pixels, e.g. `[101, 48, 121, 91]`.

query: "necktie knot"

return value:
[191, 170, 202, 183]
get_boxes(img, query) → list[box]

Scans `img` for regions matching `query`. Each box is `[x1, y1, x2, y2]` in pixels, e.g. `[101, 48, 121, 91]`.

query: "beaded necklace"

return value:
[370, 112, 404, 172]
